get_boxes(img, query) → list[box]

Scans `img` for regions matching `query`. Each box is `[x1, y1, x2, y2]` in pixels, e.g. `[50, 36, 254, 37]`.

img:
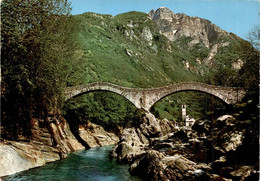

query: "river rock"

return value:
[113, 108, 259, 181]
[0, 140, 62, 177]
[159, 118, 175, 136]
[192, 120, 211, 136]
[0, 144, 34, 177]
[130, 150, 210, 181]
[79, 122, 119, 148]
[229, 165, 255, 180]
[221, 131, 244, 152]
[112, 127, 146, 162]
[215, 115, 235, 128]
[139, 111, 162, 138]
[212, 115, 246, 154]
[210, 174, 232, 181]
[111, 111, 178, 163]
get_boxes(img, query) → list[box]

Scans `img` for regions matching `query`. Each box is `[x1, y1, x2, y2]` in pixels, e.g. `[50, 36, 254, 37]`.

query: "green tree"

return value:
[1, 0, 84, 139]
[247, 25, 260, 51]
[63, 92, 140, 132]
[237, 41, 259, 99]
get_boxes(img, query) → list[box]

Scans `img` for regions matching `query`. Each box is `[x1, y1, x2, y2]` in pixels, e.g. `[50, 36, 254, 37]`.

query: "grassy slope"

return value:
[74, 12, 207, 87]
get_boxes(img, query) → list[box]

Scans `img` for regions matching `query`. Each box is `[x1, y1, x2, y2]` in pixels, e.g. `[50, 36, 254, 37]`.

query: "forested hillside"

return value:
[64, 8, 259, 130]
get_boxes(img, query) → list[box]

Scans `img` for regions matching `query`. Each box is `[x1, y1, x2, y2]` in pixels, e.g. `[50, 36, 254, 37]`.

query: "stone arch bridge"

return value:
[63, 82, 246, 111]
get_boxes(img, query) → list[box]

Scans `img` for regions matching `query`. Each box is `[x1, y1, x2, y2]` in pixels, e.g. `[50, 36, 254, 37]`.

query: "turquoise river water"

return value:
[2, 145, 141, 181]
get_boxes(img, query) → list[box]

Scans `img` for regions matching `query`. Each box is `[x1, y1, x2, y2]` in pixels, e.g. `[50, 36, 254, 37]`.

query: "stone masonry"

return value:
[63, 82, 246, 111]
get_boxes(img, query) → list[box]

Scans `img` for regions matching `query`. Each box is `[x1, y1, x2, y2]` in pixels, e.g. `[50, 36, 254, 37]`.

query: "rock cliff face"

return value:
[0, 116, 84, 177]
[0, 117, 119, 177]
[149, 7, 230, 48]
[111, 111, 259, 181]
[0, 116, 119, 177]
[148, 7, 243, 68]
[0, 114, 120, 177]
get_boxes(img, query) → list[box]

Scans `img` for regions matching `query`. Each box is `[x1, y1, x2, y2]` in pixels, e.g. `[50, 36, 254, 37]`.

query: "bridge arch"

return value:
[64, 89, 138, 109]
[63, 82, 141, 108]
[149, 89, 229, 111]
[144, 83, 233, 110]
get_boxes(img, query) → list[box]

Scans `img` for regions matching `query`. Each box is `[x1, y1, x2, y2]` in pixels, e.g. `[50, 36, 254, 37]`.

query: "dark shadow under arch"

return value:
[64, 89, 137, 108]
[63, 90, 140, 148]
[150, 90, 231, 122]
[149, 89, 229, 111]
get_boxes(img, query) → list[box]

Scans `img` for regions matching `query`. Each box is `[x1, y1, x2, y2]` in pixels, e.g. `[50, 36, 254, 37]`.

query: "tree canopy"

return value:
[1, 0, 84, 138]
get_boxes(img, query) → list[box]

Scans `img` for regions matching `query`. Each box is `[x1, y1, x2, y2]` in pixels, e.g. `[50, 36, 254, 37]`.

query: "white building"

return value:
[181, 105, 195, 127]
[185, 115, 195, 127]
[182, 105, 186, 120]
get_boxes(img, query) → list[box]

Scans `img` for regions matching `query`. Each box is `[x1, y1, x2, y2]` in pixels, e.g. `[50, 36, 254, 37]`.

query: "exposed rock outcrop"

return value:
[111, 111, 175, 163]
[34, 117, 85, 156]
[232, 59, 244, 70]
[148, 7, 231, 48]
[141, 26, 153, 46]
[79, 122, 119, 148]
[0, 116, 84, 177]
[0, 144, 36, 177]
[148, 7, 243, 69]
[0, 116, 120, 178]
[112, 127, 147, 162]
[112, 111, 259, 181]
[203, 41, 231, 67]
[130, 150, 211, 181]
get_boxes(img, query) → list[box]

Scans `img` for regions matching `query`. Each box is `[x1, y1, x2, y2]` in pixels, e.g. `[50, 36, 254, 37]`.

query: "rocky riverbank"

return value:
[111, 111, 259, 180]
[0, 116, 119, 177]
[79, 122, 119, 148]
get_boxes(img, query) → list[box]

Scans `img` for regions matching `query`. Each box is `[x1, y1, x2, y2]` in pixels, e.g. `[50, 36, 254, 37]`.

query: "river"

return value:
[2, 145, 141, 181]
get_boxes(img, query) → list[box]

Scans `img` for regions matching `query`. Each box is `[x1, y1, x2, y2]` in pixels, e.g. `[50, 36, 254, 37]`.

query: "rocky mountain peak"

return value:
[149, 7, 177, 21]
[148, 7, 231, 48]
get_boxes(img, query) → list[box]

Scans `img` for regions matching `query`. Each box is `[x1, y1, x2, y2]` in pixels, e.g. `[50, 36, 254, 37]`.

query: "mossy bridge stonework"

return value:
[63, 82, 246, 111]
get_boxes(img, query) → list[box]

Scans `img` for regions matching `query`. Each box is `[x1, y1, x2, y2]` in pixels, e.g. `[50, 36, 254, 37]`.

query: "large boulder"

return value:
[221, 131, 244, 152]
[212, 115, 245, 154]
[111, 110, 181, 163]
[229, 166, 256, 180]
[130, 150, 210, 181]
[192, 120, 211, 136]
[111, 128, 147, 163]
[139, 112, 162, 138]
[79, 123, 119, 148]
[159, 118, 175, 136]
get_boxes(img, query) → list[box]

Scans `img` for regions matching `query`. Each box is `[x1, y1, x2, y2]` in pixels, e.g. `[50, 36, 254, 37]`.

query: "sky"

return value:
[69, 0, 260, 40]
